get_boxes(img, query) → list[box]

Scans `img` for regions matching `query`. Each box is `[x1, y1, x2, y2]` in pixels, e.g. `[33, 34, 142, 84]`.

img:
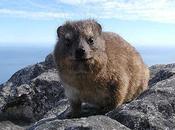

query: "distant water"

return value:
[0, 45, 53, 84]
[0, 45, 175, 84]
[136, 46, 175, 66]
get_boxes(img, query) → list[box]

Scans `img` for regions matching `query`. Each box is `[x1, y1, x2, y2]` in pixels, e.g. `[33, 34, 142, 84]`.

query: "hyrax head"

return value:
[55, 19, 107, 74]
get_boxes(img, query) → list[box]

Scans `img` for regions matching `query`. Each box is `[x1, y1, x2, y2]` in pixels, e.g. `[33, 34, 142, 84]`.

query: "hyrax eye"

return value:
[65, 39, 72, 47]
[88, 37, 94, 45]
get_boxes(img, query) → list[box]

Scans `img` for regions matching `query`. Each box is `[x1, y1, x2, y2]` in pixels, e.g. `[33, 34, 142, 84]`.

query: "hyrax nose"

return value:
[75, 48, 85, 59]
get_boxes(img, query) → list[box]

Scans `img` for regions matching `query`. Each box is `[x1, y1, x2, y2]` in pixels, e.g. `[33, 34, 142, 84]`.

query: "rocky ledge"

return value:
[0, 54, 175, 130]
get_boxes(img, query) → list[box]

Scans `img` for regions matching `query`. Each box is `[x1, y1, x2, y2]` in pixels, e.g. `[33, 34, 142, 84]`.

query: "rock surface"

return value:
[0, 54, 175, 130]
[0, 54, 65, 124]
[0, 121, 25, 130]
[29, 116, 130, 130]
[149, 64, 175, 86]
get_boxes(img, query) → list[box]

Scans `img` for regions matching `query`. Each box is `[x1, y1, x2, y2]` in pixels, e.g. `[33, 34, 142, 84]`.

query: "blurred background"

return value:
[0, 0, 175, 84]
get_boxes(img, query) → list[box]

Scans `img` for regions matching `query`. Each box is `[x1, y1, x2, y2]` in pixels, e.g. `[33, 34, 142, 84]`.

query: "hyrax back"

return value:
[54, 19, 149, 117]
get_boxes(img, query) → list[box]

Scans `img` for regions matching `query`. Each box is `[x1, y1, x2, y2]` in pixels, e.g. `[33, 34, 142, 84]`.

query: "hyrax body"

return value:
[54, 19, 149, 118]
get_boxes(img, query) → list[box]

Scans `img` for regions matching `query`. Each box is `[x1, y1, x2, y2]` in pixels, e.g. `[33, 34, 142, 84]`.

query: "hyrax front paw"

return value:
[59, 101, 81, 119]
[64, 108, 81, 119]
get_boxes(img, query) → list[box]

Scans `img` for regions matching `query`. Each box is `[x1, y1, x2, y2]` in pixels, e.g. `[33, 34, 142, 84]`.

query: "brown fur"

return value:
[54, 19, 150, 118]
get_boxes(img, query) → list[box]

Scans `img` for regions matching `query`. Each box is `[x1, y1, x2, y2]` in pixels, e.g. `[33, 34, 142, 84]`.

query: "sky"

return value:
[0, 0, 175, 47]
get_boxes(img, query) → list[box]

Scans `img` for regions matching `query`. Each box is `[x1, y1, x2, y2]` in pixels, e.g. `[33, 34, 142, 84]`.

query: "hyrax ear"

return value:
[95, 22, 102, 35]
[57, 26, 62, 38]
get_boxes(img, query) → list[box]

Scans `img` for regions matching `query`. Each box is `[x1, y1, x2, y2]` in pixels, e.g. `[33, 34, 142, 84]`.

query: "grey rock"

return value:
[44, 53, 56, 69]
[107, 70, 175, 129]
[149, 63, 175, 86]
[28, 116, 130, 130]
[43, 98, 108, 120]
[44, 99, 69, 119]
[0, 121, 25, 130]
[0, 54, 65, 124]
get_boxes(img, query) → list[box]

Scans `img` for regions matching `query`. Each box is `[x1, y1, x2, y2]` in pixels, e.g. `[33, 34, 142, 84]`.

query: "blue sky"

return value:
[0, 0, 175, 47]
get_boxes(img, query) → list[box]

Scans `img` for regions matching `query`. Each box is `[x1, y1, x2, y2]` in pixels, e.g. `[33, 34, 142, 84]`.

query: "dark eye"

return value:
[65, 39, 72, 47]
[88, 37, 94, 45]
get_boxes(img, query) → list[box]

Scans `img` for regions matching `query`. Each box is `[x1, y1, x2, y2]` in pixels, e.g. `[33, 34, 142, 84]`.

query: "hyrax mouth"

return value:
[70, 57, 93, 62]
[70, 58, 94, 74]
[75, 57, 93, 62]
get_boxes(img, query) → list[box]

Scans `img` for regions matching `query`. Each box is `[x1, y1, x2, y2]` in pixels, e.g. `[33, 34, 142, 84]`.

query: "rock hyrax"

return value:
[54, 19, 150, 118]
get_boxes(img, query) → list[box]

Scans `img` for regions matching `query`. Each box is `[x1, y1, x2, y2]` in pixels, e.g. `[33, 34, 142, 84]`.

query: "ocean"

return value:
[0, 45, 175, 84]
[0, 45, 53, 84]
